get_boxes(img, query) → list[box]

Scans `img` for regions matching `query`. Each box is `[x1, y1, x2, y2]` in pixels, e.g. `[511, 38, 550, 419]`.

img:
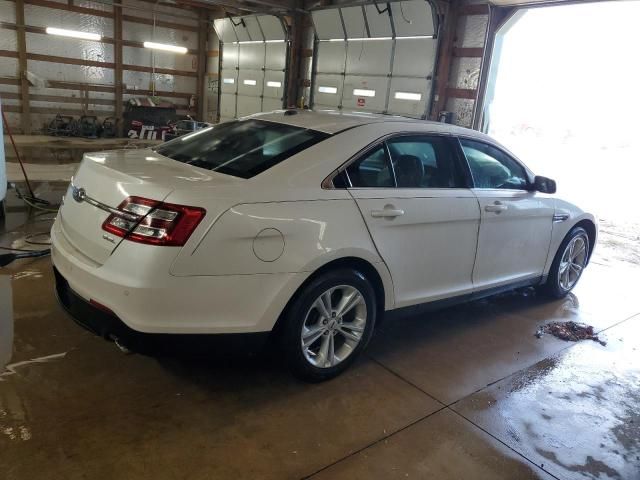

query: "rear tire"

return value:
[280, 268, 376, 382]
[539, 226, 590, 299]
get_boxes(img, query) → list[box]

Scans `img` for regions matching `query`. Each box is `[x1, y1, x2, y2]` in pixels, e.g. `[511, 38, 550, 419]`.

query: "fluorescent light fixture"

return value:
[394, 91, 422, 101]
[231, 40, 286, 44]
[353, 88, 375, 97]
[266, 81, 282, 88]
[347, 37, 392, 41]
[45, 27, 101, 41]
[143, 41, 187, 54]
[265, 39, 285, 43]
[318, 86, 338, 94]
[396, 35, 435, 40]
[223, 78, 235, 84]
[243, 79, 257, 86]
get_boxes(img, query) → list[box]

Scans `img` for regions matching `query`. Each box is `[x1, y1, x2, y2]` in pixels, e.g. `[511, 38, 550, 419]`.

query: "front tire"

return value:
[280, 268, 376, 382]
[541, 226, 590, 299]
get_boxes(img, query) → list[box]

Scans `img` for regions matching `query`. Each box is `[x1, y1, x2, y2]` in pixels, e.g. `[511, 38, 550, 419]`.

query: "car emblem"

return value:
[72, 186, 86, 203]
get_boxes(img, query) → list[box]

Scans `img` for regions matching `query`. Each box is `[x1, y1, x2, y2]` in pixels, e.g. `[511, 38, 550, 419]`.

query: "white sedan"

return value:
[51, 110, 596, 381]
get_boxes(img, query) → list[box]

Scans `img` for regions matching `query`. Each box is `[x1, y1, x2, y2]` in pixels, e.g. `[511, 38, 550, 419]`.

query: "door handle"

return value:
[371, 208, 405, 218]
[484, 202, 507, 213]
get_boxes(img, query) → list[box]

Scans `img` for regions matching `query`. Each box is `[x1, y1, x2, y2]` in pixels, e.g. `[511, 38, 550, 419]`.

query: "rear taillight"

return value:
[102, 196, 205, 246]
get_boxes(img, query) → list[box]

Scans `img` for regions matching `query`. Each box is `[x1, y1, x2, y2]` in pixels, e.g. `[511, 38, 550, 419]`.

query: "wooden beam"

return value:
[445, 87, 477, 100]
[0, 92, 115, 105]
[459, 3, 489, 16]
[3, 105, 115, 116]
[114, 3, 124, 136]
[452, 47, 484, 58]
[431, 0, 459, 120]
[15, 0, 31, 134]
[196, 9, 208, 120]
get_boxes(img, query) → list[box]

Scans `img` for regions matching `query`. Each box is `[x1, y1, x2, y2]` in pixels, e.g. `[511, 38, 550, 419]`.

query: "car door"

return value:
[458, 138, 554, 290]
[345, 135, 480, 308]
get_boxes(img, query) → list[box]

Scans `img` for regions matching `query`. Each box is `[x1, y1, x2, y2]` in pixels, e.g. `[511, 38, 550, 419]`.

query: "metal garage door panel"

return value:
[392, 38, 437, 77]
[314, 74, 343, 108]
[220, 69, 238, 93]
[345, 39, 392, 76]
[266, 42, 286, 70]
[363, 4, 392, 38]
[388, 77, 430, 117]
[342, 76, 388, 112]
[238, 70, 264, 96]
[231, 18, 251, 42]
[214, 18, 238, 43]
[257, 15, 285, 41]
[239, 43, 265, 70]
[237, 96, 262, 117]
[312, 9, 345, 40]
[317, 41, 346, 74]
[391, 0, 435, 37]
[341, 6, 367, 38]
[220, 93, 237, 119]
[222, 43, 238, 69]
[243, 16, 264, 41]
[263, 71, 285, 100]
[262, 97, 283, 111]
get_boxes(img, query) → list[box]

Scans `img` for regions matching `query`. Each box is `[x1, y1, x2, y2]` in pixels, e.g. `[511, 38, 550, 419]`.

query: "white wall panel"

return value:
[345, 40, 392, 76]
[388, 77, 429, 116]
[25, 5, 113, 36]
[391, 0, 435, 37]
[238, 70, 263, 96]
[220, 70, 238, 93]
[312, 9, 344, 40]
[257, 16, 285, 41]
[314, 74, 343, 108]
[242, 16, 264, 41]
[27, 33, 113, 62]
[0, 57, 18, 77]
[456, 14, 488, 48]
[364, 4, 392, 38]
[222, 43, 239, 69]
[231, 18, 251, 42]
[214, 18, 238, 43]
[263, 71, 285, 99]
[0, 28, 17, 52]
[265, 42, 286, 70]
[29, 59, 114, 84]
[316, 41, 346, 74]
[239, 43, 265, 70]
[237, 95, 261, 117]
[392, 38, 436, 77]
[341, 6, 367, 38]
[220, 93, 236, 118]
[262, 97, 283, 112]
[342, 76, 388, 112]
[0, 0, 16, 23]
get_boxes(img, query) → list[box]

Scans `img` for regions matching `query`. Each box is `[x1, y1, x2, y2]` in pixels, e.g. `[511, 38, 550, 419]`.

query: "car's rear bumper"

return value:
[54, 266, 271, 353]
[50, 217, 309, 335]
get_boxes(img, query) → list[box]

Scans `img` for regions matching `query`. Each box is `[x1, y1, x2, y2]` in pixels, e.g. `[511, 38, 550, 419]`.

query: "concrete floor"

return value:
[1, 184, 639, 480]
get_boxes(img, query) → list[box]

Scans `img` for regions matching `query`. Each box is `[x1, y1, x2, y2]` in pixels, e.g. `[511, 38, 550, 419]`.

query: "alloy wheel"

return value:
[558, 234, 589, 291]
[300, 285, 367, 369]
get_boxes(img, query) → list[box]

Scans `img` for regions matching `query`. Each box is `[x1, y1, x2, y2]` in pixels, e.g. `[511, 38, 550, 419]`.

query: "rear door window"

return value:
[346, 146, 394, 188]
[154, 119, 329, 179]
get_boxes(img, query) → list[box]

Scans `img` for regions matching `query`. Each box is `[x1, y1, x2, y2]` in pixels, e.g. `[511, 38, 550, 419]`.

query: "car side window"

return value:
[459, 139, 529, 190]
[386, 136, 465, 188]
[346, 145, 394, 188]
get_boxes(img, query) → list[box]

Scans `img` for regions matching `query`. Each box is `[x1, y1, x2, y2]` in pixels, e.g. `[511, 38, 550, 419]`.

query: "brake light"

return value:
[101, 196, 205, 246]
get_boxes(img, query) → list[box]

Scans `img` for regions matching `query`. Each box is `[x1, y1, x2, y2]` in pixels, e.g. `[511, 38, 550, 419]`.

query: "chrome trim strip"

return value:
[83, 196, 140, 222]
[553, 213, 570, 223]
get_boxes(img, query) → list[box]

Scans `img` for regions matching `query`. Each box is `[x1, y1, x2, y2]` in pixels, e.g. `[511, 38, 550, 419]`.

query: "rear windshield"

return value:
[154, 119, 330, 179]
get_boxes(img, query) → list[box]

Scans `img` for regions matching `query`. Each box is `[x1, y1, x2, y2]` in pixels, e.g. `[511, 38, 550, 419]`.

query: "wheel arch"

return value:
[272, 256, 392, 335]
[573, 218, 597, 263]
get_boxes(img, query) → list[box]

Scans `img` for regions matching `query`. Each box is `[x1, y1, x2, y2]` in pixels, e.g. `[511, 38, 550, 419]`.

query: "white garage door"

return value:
[311, 0, 437, 118]
[214, 16, 287, 121]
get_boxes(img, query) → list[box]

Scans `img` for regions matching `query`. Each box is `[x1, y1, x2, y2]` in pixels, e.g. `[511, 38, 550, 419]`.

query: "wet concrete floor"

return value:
[1, 185, 639, 479]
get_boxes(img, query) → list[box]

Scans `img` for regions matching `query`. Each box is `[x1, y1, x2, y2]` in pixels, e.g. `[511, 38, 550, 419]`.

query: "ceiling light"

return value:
[45, 27, 101, 41]
[143, 41, 188, 54]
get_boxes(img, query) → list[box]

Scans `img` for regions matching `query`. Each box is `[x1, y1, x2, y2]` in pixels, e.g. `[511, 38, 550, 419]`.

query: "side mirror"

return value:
[532, 175, 556, 194]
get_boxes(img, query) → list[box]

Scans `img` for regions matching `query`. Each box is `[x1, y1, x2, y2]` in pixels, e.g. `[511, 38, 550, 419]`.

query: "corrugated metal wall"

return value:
[0, 0, 205, 133]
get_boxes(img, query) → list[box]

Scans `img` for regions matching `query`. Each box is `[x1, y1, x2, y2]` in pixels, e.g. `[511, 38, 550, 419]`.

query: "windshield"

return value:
[154, 119, 330, 179]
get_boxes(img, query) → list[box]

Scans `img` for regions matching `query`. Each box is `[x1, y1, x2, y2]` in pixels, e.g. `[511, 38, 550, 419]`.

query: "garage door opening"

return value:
[482, 1, 640, 267]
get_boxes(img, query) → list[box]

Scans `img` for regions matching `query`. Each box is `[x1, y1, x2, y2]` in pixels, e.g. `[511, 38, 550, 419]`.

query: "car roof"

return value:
[245, 109, 489, 139]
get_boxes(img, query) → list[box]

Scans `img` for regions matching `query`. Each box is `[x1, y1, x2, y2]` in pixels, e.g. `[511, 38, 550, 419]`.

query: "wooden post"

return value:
[16, 0, 31, 134]
[285, 13, 303, 108]
[196, 9, 208, 120]
[114, 2, 124, 136]
[430, 0, 459, 121]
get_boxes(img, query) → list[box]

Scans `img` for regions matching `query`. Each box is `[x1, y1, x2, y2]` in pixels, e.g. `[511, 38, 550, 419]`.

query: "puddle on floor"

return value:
[0, 275, 13, 372]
